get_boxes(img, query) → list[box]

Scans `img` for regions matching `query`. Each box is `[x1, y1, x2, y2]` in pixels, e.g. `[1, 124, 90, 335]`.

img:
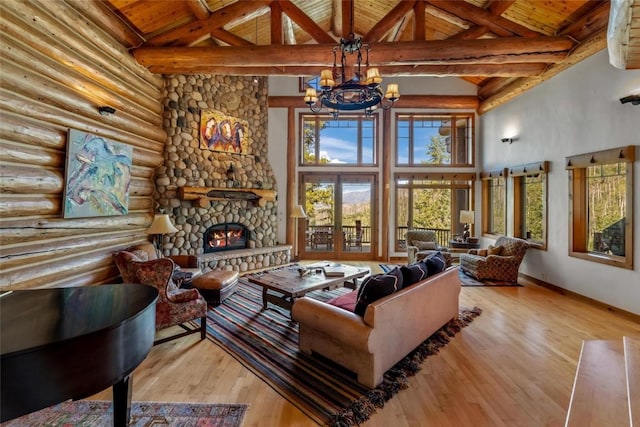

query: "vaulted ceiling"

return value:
[92, 0, 637, 113]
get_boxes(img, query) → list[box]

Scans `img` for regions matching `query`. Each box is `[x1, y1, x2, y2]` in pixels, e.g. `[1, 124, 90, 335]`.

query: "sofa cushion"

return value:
[326, 290, 358, 312]
[412, 240, 437, 250]
[399, 262, 428, 288]
[422, 252, 447, 277]
[354, 268, 403, 316]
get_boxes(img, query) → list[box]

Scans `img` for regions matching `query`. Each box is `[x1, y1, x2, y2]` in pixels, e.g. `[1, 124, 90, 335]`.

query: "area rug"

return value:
[1, 401, 248, 427]
[205, 277, 481, 427]
[379, 264, 522, 286]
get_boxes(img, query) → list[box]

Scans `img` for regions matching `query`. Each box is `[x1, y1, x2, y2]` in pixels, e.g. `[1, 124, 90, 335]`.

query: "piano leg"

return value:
[112, 374, 132, 427]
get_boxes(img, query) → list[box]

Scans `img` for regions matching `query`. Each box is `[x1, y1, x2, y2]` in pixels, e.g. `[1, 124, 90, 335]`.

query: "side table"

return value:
[449, 240, 480, 250]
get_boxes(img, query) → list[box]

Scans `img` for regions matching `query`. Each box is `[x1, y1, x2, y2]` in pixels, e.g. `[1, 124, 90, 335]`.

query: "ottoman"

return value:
[191, 270, 239, 307]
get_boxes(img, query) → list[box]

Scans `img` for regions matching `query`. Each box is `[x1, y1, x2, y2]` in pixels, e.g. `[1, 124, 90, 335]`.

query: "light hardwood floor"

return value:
[90, 263, 640, 426]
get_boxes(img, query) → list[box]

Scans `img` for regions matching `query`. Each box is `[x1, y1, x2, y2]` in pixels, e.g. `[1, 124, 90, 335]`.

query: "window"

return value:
[299, 76, 320, 93]
[396, 114, 474, 166]
[481, 169, 507, 236]
[511, 161, 549, 249]
[395, 173, 475, 251]
[300, 114, 376, 165]
[566, 146, 635, 269]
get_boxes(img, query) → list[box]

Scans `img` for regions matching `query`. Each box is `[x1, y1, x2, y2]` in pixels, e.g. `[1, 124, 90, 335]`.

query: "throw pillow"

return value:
[477, 249, 488, 257]
[399, 262, 428, 288]
[326, 290, 358, 312]
[423, 252, 447, 277]
[354, 268, 403, 316]
[488, 245, 503, 256]
[412, 240, 437, 250]
[113, 251, 144, 283]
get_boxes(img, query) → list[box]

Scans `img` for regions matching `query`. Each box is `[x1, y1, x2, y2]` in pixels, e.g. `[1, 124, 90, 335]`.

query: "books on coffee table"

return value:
[323, 266, 345, 277]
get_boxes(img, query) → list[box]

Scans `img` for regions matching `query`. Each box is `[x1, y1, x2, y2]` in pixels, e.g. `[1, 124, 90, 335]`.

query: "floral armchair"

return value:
[459, 236, 529, 283]
[405, 230, 450, 264]
[113, 251, 207, 346]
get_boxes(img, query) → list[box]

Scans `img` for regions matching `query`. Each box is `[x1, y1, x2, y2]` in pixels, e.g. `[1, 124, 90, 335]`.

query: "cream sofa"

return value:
[291, 266, 461, 388]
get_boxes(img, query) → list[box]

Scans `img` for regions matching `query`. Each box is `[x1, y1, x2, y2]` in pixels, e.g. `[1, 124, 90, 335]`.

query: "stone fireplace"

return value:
[153, 74, 290, 272]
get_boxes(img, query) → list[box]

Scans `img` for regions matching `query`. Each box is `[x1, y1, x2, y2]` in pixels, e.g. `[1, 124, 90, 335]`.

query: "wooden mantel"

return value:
[178, 186, 277, 207]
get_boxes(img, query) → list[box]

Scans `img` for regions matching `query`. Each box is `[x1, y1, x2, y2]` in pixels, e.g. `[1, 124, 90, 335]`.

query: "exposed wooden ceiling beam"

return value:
[279, 0, 336, 44]
[270, 2, 283, 45]
[414, 0, 426, 40]
[133, 37, 574, 70]
[210, 28, 253, 46]
[184, 0, 210, 21]
[141, 62, 548, 77]
[364, 0, 416, 42]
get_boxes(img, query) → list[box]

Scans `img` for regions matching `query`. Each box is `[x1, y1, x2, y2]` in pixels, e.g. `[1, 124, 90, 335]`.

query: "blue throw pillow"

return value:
[423, 252, 447, 277]
[354, 268, 403, 316]
[399, 262, 428, 288]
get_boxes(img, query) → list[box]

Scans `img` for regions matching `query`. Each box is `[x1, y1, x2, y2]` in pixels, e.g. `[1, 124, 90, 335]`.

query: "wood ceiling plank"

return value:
[279, 0, 335, 43]
[364, 0, 417, 42]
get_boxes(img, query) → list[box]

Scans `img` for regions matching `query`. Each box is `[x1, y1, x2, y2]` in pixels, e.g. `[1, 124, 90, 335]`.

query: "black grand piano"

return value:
[1, 284, 158, 426]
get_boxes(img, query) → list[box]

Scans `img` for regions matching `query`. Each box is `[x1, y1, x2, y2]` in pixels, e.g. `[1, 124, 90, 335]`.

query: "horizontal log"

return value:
[0, 113, 67, 149]
[0, 140, 64, 167]
[146, 62, 548, 77]
[3, 0, 163, 104]
[0, 90, 166, 154]
[39, 265, 121, 290]
[1, 31, 162, 125]
[0, 213, 152, 246]
[133, 37, 574, 70]
[0, 164, 63, 194]
[0, 195, 61, 217]
[268, 95, 479, 110]
[1, 60, 166, 144]
[179, 186, 277, 203]
[130, 177, 155, 197]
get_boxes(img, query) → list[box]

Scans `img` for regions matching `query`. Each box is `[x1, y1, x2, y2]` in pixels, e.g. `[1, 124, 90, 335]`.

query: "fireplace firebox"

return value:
[204, 223, 249, 253]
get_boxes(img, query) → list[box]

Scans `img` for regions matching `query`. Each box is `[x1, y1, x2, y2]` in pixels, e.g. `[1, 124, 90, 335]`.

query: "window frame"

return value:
[395, 113, 474, 167]
[566, 145, 635, 269]
[394, 172, 476, 251]
[510, 161, 549, 250]
[299, 113, 378, 166]
[480, 168, 508, 238]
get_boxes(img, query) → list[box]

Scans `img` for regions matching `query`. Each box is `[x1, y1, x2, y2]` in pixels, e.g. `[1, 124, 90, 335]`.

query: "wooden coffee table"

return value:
[247, 264, 368, 312]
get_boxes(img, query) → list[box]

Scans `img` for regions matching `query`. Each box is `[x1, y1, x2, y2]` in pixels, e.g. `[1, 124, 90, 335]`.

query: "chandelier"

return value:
[303, 34, 400, 118]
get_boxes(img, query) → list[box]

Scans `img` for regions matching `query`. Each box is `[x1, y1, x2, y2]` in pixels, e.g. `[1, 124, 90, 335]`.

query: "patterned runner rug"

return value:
[2, 401, 247, 427]
[205, 277, 481, 427]
[380, 264, 523, 286]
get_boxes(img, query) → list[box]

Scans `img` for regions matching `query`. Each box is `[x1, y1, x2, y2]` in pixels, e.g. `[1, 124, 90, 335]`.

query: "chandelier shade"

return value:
[304, 34, 399, 118]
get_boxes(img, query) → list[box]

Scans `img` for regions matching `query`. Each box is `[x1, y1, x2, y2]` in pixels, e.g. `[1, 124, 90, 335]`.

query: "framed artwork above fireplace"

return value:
[200, 110, 249, 154]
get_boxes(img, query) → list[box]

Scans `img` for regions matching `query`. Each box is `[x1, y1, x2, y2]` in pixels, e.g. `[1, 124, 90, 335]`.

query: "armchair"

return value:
[405, 230, 450, 264]
[113, 251, 207, 346]
[459, 236, 529, 283]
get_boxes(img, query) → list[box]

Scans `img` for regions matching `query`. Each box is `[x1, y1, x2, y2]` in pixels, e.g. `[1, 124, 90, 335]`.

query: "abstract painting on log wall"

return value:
[63, 129, 132, 218]
[200, 110, 249, 154]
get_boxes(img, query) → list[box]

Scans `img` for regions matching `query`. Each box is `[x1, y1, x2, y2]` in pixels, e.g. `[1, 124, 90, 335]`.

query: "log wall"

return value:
[0, 0, 166, 290]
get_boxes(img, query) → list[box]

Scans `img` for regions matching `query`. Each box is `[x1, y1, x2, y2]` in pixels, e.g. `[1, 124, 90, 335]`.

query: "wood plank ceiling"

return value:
[95, 0, 635, 113]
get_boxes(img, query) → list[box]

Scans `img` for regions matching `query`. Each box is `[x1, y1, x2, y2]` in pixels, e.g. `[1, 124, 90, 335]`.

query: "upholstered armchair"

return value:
[113, 251, 207, 346]
[459, 236, 529, 283]
[405, 230, 450, 264]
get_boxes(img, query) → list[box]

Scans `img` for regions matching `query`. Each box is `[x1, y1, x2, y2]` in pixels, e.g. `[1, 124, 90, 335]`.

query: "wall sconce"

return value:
[98, 106, 116, 116]
[620, 95, 640, 105]
[501, 138, 514, 144]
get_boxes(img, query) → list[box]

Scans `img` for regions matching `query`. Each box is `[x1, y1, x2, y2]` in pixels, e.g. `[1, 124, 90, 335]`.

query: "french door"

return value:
[299, 173, 376, 260]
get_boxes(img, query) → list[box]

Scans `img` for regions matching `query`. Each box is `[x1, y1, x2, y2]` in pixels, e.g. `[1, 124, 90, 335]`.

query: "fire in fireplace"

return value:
[204, 223, 249, 253]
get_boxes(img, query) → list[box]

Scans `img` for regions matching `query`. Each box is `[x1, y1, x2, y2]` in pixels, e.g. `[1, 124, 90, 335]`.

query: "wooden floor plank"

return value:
[565, 340, 629, 427]
[86, 264, 640, 427]
[624, 336, 640, 427]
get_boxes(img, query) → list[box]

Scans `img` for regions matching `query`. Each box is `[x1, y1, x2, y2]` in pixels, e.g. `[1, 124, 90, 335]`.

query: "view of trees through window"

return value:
[301, 115, 375, 165]
[587, 162, 626, 256]
[489, 178, 506, 235]
[522, 175, 544, 242]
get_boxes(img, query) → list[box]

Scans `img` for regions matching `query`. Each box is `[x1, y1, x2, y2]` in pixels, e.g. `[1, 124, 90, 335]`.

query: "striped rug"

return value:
[205, 276, 481, 427]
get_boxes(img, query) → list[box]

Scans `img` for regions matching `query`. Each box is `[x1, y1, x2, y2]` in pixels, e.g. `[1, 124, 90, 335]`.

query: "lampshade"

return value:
[146, 214, 178, 235]
[365, 68, 382, 85]
[384, 83, 400, 100]
[291, 205, 307, 219]
[304, 87, 318, 104]
[459, 210, 475, 224]
[319, 70, 335, 88]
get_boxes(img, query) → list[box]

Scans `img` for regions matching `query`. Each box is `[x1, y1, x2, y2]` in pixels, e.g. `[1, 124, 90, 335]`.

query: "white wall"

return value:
[479, 50, 640, 315]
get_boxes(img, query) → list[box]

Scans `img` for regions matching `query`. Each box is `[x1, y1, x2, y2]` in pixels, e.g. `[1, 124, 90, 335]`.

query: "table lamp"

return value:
[459, 210, 474, 241]
[291, 205, 307, 260]
[146, 214, 178, 257]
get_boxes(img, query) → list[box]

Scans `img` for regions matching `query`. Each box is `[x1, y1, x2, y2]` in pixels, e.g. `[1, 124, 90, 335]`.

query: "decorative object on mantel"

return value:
[302, 2, 399, 119]
[63, 129, 132, 218]
[620, 95, 640, 105]
[200, 109, 248, 154]
[179, 186, 277, 208]
[97, 106, 116, 116]
[459, 210, 475, 241]
[146, 213, 178, 257]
